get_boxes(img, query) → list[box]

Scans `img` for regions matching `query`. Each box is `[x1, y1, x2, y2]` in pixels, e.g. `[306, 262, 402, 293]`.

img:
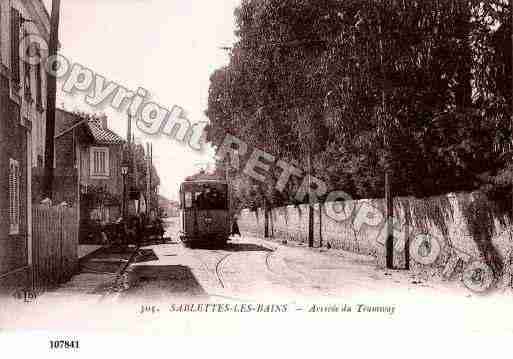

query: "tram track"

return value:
[263, 246, 312, 285]
[191, 239, 305, 292]
[264, 251, 279, 276]
[215, 253, 232, 289]
[193, 248, 274, 291]
[191, 250, 234, 289]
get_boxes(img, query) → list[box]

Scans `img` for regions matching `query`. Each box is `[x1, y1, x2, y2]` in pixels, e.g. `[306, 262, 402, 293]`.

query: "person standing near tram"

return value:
[231, 213, 241, 237]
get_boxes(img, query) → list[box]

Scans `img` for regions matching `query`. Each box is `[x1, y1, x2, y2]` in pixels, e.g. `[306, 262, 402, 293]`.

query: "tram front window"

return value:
[190, 187, 227, 210]
[184, 192, 193, 208]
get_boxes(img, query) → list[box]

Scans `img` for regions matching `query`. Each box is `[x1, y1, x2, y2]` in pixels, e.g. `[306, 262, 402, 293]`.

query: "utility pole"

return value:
[150, 143, 153, 213]
[385, 159, 394, 269]
[307, 150, 314, 248]
[42, 0, 61, 199]
[126, 111, 132, 216]
[146, 142, 150, 214]
[378, 4, 394, 269]
[122, 169, 127, 218]
[127, 111, 132, 145]
[132, 134, 138, 213]
[264, 196, 269, 238]
[225, 151, 237, 219]
[319, 201, 323, 247]
[510, 0, 513, 225]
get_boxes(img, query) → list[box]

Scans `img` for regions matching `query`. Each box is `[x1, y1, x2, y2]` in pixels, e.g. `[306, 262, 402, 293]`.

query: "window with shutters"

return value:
[10, 8, 20, 87]
[9, 159, 20, 235]
[23, 29, 31, 101]
[90, 147, 110, 178]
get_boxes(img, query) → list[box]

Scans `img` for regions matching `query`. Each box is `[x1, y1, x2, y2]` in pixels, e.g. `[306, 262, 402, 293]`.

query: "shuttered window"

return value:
[10, 8, 20, 85]
[23, 29, 31, 99]
[90, 147, 109, 177]
[9, 159, 20, 235]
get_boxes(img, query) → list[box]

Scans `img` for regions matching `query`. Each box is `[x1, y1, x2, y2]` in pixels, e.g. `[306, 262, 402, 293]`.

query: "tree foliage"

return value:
[206, 0, 513, 209]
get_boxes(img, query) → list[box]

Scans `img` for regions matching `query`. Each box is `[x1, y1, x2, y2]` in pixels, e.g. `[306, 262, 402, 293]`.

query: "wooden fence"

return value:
[32, 205, 79, 293]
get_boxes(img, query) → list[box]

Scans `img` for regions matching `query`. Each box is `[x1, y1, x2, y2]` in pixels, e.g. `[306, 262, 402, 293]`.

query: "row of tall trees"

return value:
[206, 0, 513, 210]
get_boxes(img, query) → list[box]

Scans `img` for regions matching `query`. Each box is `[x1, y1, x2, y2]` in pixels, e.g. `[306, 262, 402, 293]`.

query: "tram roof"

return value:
[181, 179, 227, 184]
[180, 179, 228, 190]
[183, 171, 227, 182]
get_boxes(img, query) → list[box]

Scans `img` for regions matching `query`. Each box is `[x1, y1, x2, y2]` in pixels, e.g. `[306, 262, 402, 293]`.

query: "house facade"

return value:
[0, 0, 50, 292]
[54, 109, 126, 242]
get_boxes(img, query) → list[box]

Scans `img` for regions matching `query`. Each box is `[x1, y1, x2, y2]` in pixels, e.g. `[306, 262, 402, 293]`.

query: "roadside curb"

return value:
[78, 246, 107, 264]
[256, 234, 376, 264]
[246, 237, 278, 252]
[100, 245, 140, 301]
[116, 245, 140, 276]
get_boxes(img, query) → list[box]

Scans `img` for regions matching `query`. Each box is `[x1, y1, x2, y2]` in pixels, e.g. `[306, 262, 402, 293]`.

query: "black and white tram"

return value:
[179, 173, 230, 247]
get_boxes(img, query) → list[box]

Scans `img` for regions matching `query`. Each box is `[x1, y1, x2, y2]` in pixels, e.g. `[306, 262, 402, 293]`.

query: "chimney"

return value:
[100, 114, 108, 129]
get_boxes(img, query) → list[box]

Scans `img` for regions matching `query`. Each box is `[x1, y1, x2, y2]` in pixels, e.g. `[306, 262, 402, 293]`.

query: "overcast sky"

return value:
[42, 0, 239, 200]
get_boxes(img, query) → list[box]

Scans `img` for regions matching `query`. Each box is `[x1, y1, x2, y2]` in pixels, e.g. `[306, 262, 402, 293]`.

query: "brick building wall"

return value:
[0, 73, 29, 293]
[0, 0, 51, 293]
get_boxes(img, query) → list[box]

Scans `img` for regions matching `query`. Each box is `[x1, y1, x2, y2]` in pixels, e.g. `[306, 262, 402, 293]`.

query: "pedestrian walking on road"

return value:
[231, 214, 241, 237]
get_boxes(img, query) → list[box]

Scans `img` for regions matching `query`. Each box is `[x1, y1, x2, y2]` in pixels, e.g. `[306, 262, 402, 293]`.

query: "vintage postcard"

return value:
[1, 0, 512, 356]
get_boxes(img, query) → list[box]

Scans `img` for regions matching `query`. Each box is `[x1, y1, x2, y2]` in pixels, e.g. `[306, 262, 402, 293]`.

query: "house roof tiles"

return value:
[86, 122, 125, 145]
[55, 108, 125, 145]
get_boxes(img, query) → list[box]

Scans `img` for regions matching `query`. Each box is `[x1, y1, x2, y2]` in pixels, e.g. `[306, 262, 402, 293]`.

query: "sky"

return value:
[42, 0, 240, 200]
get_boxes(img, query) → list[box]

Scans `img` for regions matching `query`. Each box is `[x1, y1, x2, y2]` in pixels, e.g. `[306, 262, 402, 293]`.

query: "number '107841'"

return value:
[49, 340, 79, 350]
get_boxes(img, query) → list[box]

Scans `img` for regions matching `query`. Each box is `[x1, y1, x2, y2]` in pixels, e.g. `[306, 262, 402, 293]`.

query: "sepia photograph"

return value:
[0, 0, 512, 355]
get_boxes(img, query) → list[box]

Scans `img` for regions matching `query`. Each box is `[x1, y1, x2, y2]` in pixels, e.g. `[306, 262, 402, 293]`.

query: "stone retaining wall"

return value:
[238, 192, 513, 285]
